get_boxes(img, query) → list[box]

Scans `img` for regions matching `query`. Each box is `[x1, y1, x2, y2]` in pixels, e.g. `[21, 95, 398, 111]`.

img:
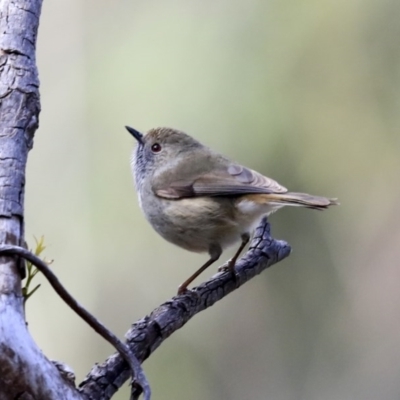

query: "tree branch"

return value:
[79, 218, 290, 399]
[0, 244, 152, 400]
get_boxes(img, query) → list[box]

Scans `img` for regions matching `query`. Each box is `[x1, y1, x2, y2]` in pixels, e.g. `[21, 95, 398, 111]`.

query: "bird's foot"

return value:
[218, 258, 236, 272]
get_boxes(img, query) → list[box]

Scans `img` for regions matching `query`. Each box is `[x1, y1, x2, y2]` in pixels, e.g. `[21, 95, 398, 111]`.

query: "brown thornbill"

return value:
[127, 126, 338, 294]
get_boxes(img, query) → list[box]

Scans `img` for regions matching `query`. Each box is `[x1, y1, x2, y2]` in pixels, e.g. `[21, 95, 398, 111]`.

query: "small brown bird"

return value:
[127, 126, 337, 294]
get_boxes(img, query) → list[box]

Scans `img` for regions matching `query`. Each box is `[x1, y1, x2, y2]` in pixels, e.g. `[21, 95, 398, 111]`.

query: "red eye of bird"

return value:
[151, 143, 162, 153]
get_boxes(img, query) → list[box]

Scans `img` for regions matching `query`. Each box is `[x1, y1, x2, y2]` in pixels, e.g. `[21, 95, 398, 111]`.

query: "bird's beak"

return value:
[125, 126, 144, 145]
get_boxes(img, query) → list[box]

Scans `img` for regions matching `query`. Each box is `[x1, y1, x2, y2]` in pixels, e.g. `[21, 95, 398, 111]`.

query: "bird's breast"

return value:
[141, 195, 241, 253]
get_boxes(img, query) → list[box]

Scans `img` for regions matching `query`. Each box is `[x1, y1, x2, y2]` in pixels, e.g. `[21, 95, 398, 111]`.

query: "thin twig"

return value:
[0, 245, 151, 400]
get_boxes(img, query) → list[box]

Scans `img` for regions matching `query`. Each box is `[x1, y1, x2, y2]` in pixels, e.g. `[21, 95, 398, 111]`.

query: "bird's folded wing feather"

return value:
[154, 164, 287, 199]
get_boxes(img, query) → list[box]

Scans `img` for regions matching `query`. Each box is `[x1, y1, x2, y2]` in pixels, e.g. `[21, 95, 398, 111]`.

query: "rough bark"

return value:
[79, 219, 290, 400]
[0, 1, 81, 399]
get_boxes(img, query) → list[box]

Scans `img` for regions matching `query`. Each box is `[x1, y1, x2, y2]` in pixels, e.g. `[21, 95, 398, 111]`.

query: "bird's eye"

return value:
[151, 143, 162, 153]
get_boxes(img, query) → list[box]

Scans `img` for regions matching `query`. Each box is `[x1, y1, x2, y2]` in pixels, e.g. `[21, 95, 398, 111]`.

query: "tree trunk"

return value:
[0, 1, 82, 398]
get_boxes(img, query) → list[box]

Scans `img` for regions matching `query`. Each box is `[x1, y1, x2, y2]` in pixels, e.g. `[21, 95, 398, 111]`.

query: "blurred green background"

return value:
[25, 0, 400, 399]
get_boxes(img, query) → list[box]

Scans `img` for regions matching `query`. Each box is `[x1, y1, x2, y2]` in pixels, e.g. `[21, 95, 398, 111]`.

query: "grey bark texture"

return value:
[0, 1, 291, 399]
[79, 219, 290, 400]
[0, 1, 82, 399]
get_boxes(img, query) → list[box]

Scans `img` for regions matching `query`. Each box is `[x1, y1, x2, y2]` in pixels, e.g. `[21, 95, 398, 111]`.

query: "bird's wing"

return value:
[154, 164, 287, 199]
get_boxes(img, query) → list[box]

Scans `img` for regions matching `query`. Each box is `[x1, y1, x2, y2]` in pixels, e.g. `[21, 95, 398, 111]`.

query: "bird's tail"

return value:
[260, 192, 339, 210]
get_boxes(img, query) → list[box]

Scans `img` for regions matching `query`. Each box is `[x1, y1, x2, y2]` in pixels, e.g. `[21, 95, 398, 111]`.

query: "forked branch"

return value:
[79, 218, 291, 399]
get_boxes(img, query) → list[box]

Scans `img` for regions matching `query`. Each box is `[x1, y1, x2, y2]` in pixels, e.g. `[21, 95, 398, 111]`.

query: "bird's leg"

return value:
[177, 244, 221, 295]
[218, 233, 250, 272]
[228, 233, 250, 270]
